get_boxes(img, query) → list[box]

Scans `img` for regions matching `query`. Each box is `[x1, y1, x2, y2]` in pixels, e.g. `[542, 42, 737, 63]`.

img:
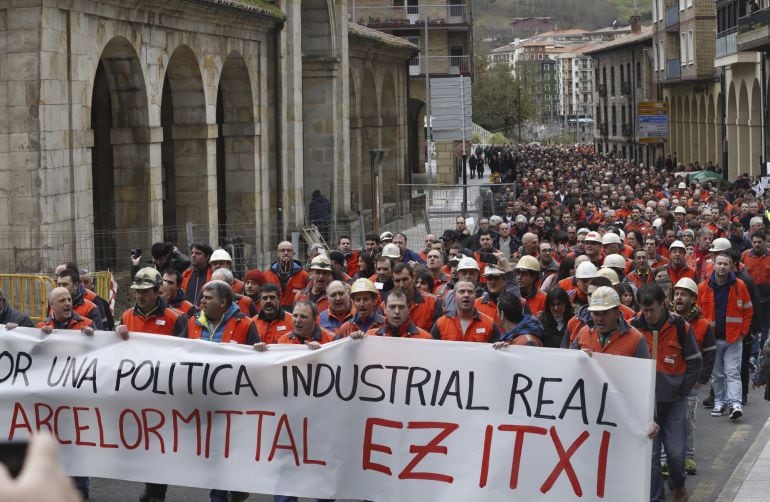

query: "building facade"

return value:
[588, 22, 656, 164]
[555, 46, 595, 143]
[651, 0, 721, 170]
[0, 0, 416, 272]
[349, 0, 473, 183]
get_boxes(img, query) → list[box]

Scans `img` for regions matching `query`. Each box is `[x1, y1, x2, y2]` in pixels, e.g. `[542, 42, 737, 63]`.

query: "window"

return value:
[636, 61, 641, 86]
[679, 0, 685, 12]
[680, 32, 687, 65]
[610, 66, 615, 95]
[686, 0, 692, 8]
[658, 41, 665, 70]
[687, 30, 694, 64]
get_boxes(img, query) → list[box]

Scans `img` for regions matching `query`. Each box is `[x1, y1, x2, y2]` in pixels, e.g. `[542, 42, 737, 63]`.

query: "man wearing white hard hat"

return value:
[582, 231, 604, 268]
[515, 256, 547, 316]
[210, 248, 243, 294]
[672, 277, 716, 476]
[569, 285, 648, 358]
[338, 278, 385, 338]
[632, 283, 702, 502]
[562, 261, 598, 308]
[295, 255, 333, 313]
[663, 240, 696, 285]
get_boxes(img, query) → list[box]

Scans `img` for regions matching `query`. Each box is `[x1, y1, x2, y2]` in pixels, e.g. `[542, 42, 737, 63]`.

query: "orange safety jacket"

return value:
[264, 265, 309, 310]
[430, 310, 500, 343]
[276, 325, 335, 345]
[741, 250, 770, 287]
[522, 288, 547, 316]
[187, 312, 257, 344]
[571, 322, 649, 358]
[232, 278, 244, 295]
[367, 322, 432, 339]
[121, 302, 187, 337]
[234, 294, 258, 317]
[697, 275, 753, 344]
[294, 286, 329, 314]
[37, 312, 93, 331]
[181, 266, 213, 304]
[253, 309, 293, 344]
[474, 295, 499, 325]
[338, 313, 386, 339]
[406, 288, 443, 332]
[666, 264, 697, 284]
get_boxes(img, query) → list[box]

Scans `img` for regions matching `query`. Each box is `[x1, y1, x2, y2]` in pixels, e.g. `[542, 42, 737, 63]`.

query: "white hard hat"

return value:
[482, 263, 506, 277]
[577, 227, 590, 236]
[379, 231, 394, 242]
[669, 240, 686, 250]
[457, 256, 480, 272]
[674, 277, 698, 296]
[515, 255, 541, 272]
[652, 218, 663, 228]
[602, 254, 627, 270]
[131, 267, 162, 290]
[587, 286, 621, 311]
[350, 278, 378, 296]
[709, 238, 731, 253]
[602, 233, 622, 245]
[575, 261, 598, 279]
[381, 243, 401, 259]
[210, 249, 233, 263]
[584, 231, 602, 243]
[596, 268, 620, 285]
[674, 206, 687, 214]
[678, 182, 687, 189]
[309, 254, 332, 271]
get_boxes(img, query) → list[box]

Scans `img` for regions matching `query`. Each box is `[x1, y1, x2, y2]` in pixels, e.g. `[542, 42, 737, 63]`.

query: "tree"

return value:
[472, 54, 534, 142]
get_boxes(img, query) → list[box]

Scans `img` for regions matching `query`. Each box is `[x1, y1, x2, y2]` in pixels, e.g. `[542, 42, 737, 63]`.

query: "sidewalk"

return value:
[717, 415, 770, 501]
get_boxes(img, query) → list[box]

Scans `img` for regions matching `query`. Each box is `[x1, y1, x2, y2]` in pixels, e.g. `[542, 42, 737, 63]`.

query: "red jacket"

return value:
[37, 312, 93, 331]
[430, 310, 500, 343]
[187, 312, 257, 344]
[253, 309, 293, 344]
[697, 275, 753, 344]
[264, 262, 309, 309]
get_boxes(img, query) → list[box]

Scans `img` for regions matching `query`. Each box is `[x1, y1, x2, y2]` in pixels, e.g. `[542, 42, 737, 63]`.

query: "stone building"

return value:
[0, 0, 416, 272]
[587, 23, 656, 164]
[349, 0, 473, 184]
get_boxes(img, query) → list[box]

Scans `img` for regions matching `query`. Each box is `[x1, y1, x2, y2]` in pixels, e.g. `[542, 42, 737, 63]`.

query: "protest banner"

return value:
[0, 326, 655, 500]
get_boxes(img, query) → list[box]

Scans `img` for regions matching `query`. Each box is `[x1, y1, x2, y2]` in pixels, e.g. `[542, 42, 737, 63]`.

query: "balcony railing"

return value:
[409, 55, 471, 76]
[737, 8, 770, 52]
[665, 5, 679, 30]
[716, 28, 737, 58]
[666, 58, 681, 79]
[350, 4, 470, 28]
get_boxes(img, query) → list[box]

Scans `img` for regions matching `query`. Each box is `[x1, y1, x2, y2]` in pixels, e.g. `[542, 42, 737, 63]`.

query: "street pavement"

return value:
[84, 384, 770, 501]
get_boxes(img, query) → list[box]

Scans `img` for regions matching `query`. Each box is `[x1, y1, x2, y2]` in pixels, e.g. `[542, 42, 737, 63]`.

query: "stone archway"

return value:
[381, 73, 400, 203]
[707, 94, 716, 164]
[408, 98, 426, 175]
[216, 51, 257, 244]
[90, 37, 150, 269]
[695, 95, 706, 165]
[161, 45, 212, 242]
[360, 69, 380, 212]
[727, 82, 738, 178]
[738, 81, 750, 176]
[682, 97, 691, 164]
[750, 79, 762, 175]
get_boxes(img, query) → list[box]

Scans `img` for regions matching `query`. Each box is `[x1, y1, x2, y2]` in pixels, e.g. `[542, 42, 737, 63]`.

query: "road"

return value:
[84, 385, 769, 502]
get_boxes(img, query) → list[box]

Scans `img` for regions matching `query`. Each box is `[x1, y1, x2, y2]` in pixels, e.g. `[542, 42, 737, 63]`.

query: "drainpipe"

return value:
[761, 51, 767, 173]
[721, 66, 728, 176]
[273, 24, 284, 240]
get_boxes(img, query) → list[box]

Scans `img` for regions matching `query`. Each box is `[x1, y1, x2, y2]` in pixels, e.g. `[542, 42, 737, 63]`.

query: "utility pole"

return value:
[460, 75, 468, 214]
[424, 4, 432, 174]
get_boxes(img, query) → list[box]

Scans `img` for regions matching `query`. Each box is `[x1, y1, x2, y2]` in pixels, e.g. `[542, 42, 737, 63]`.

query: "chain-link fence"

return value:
[385, 183, 517, 245]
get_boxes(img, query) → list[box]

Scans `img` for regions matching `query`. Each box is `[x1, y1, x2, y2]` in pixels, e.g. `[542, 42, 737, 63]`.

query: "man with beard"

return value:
[671, 278, 716, 476]
[253, 283, 293, 344]
[181, 242, 214, 305]
[295, 255, 333, 313]
[372, 255, 395, 298]
[627, 249, 655, 289]
[474, 229, 499, 278]
[431, 280, 500, 342]
[664, 240, 696, 284]
[160, 270, 197, 316]
[352, 290, 431, 339]
[264, 241, 308, 311]
[515, 256, 547, 316]
[337, 235, 360, 277]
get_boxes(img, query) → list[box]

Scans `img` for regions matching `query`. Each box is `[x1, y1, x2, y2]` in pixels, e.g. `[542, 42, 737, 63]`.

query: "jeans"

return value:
[685, 389, 698, 459]
[651, 398, 688, 502]
[713, 338, 743, 408]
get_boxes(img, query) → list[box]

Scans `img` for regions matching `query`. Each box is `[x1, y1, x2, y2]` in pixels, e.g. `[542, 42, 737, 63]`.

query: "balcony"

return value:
[737, 8, 770, 52]
[716, 28, 738, 58]
[597, 83, 607, 97]
[349, 4, 470, 29]
[666, 58, 681, 80]
[620, 81, 631, 96]
[409, 55, 471, 77]
[665, 5, 679, 31]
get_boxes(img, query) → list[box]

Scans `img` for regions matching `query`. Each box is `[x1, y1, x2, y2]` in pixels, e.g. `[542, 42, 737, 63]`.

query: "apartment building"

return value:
[651, 0, 720, 169]
[554, 45, 595, 143]
[587, 21, 656, 164]
[350, 0, 473, 183]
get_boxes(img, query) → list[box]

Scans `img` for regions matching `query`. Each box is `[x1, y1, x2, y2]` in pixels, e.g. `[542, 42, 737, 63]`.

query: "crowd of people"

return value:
[3, 144, 770, 502]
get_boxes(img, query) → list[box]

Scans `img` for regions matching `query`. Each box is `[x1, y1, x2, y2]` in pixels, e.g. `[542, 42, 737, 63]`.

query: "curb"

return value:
[716, 415, 770, 501]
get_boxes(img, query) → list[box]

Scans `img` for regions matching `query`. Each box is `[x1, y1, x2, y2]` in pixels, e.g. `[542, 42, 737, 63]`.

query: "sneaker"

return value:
[702, 396, 714, 408]
[685, 458, 697, 475]
[711, 404, 725, 417]
[660, 462, 669, 478]
[730, 404, 743, 420]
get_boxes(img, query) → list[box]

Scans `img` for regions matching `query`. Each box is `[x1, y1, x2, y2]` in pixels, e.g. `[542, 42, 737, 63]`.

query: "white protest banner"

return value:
[0, 327, 654, 501]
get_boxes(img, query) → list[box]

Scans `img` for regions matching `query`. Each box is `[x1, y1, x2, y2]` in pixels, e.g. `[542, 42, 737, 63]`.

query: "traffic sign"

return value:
[638, 101, 669, 144]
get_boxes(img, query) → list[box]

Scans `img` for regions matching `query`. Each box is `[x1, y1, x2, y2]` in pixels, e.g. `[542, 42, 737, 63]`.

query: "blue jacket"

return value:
[500, 314, 545, 341]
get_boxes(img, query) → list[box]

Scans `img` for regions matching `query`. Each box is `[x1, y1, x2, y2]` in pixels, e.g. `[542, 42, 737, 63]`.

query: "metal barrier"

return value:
[391, 182, 517, 245]
[92, 271, 115, 306]
[0, 274, 56, 322]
